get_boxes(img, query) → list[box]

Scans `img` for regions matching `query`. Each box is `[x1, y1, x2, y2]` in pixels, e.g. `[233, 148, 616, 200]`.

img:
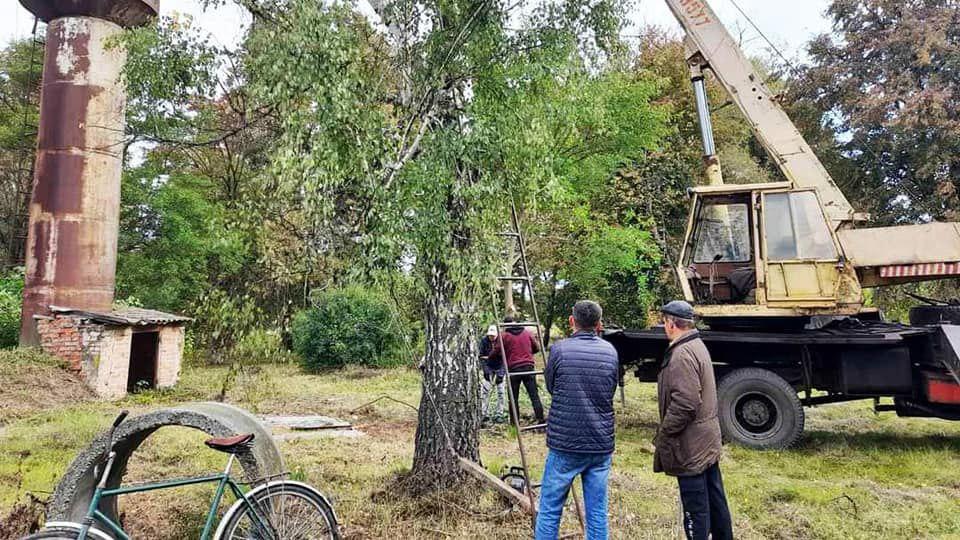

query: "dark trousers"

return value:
[508, 372, 545, 423]
[677, 462, 733, 540]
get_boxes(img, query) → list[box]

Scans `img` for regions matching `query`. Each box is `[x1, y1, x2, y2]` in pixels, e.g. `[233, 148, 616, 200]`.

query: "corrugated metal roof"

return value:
[48, 306, 192, 326]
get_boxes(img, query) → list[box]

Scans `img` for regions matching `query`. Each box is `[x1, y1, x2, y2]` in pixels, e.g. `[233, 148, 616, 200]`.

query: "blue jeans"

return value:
[534, 449, 612, 540]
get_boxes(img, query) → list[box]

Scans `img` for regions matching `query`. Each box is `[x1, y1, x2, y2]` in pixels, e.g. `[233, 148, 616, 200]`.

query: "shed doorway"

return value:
[128, 331, 159, 392]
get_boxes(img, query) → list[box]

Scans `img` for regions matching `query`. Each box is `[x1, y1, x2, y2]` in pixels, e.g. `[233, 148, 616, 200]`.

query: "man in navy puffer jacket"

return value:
[535, 300, 619, 540]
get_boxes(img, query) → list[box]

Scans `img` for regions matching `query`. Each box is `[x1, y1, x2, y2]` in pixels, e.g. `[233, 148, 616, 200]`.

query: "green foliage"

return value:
[794, 0, 960, 223]
[0, 269, 23, 349]
[231, 328, 298, 366]
[190, 289, 262, 364]
[292, 286, 405, 370]
[0, 37, 42, 265]
[117, 161, 246, 313]
[119, 11, 332, 350]
[118, 14, 222, 142]
[563, 223, 661, 326]
[0, 346, 62, 368]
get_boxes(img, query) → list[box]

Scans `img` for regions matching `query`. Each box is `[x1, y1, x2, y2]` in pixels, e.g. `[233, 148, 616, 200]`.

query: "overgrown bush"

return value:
[231, 328, 298, 365]
[292, 286, 405, 370]
[0, 269, 24, 349]
[189, 289, 261, 364]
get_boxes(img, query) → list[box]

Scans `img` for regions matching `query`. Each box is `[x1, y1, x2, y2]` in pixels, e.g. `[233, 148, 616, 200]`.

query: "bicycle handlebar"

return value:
[94, 410, 128, 489]
[102, 410, 128, 459]
[112, 410, 129, 429]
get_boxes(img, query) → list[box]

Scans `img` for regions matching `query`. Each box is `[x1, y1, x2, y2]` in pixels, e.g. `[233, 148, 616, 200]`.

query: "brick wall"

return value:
[92, 327, 133, 399]
[37, 317, 83, 372]
[79, 323, 105, 382]
[156, 326, 185, 388]
[37, 315, 185, 399]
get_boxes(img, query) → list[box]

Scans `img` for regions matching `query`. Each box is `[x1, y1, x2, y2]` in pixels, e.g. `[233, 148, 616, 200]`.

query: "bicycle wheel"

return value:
[216, 481, 340, 540]
[21, 524, 111, 540]
[20, 530, 77, 540]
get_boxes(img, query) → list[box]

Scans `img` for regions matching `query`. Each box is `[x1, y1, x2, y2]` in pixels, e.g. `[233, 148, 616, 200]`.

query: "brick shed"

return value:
[36, 306, 191, 400]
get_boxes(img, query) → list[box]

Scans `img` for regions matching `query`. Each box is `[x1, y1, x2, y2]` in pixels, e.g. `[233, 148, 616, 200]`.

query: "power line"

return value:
[726, 0, 802, 77]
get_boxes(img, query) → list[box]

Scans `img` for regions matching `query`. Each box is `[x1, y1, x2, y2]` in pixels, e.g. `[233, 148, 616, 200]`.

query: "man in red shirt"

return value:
[491, 316, 546, 425]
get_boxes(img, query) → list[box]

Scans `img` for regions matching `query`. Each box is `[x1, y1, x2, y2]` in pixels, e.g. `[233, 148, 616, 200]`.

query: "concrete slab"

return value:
[273, 429, 365, 441]
[260, 415, 352, 430]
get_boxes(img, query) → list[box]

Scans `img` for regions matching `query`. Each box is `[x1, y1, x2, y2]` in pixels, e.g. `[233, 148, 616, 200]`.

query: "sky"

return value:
[1, 0, 834, 62]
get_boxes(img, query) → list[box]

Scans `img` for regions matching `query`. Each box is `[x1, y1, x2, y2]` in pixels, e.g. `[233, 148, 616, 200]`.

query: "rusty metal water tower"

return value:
[18, 0, 158, 345]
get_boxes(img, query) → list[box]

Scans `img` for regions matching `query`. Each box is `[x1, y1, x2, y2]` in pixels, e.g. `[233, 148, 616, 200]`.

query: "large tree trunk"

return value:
[410, 262, 480, 489]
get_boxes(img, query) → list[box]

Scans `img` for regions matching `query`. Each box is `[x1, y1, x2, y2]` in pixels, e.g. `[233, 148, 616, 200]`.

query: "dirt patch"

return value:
[0, 495, 45, 540]
[355, 418, 417, 439]
[0, 354, 93, 424]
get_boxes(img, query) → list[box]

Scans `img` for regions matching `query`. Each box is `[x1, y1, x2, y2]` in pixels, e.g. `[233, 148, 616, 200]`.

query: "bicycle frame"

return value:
[77, 452, 275, 540]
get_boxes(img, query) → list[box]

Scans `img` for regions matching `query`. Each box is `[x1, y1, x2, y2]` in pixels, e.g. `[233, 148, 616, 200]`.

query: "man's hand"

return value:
[650, 429, 662, 454]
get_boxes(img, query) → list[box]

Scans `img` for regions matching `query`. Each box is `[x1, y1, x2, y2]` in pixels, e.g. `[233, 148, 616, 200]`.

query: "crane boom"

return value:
[663, 0, 857, 230]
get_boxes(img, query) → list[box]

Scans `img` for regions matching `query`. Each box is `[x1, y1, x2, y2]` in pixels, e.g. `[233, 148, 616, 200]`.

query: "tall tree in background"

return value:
[0, 37, 42, 268]
[240, 0, 668, 488]
[793, 0, 960, 223]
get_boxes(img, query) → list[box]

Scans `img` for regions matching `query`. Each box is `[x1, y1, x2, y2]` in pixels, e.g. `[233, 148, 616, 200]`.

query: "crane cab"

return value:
[677, 182, 865, 326]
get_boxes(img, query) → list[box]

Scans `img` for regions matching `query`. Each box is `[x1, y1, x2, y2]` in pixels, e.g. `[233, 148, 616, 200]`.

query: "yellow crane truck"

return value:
[605, 0, 960, 448]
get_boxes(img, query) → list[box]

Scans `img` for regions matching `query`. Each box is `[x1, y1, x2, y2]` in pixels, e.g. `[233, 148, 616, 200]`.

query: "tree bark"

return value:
[504, 237, 516, 316]
[410, 262, 481, 490]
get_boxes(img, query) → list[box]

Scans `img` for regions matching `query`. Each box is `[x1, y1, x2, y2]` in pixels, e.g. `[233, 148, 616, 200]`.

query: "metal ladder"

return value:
[490, 200, 586, 533]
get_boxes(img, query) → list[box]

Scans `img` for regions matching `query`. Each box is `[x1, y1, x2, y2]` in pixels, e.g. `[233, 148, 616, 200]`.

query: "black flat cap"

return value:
[661, 300, 695, 321]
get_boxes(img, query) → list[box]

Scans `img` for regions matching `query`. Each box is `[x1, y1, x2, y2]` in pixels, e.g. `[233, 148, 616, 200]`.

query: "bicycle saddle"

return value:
[204, 433, 255, 454]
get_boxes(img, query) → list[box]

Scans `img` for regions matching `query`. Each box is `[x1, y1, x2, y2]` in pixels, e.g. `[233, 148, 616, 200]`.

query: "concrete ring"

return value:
[48, 402, 284, 531]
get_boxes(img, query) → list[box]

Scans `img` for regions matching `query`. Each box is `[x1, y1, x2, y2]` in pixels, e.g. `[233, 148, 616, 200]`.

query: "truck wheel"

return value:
[717, 368, 804, 449]
[910, 305, 960, 326]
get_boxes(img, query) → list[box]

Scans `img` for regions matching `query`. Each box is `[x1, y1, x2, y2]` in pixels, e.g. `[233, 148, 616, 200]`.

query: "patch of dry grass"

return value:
[0, 349, 93, 425]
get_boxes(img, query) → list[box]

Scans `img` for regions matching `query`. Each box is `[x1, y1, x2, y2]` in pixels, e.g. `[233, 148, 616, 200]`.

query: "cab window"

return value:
[764, 192, 837, 261]
[693, 203, 751, 263]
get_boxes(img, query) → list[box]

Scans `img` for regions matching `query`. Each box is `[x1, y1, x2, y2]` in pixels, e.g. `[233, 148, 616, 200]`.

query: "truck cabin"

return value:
[679, 182, 846, 310]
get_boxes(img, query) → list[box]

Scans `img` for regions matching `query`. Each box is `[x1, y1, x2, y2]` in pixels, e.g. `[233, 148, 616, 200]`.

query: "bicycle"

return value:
[24, 411, 340, 540]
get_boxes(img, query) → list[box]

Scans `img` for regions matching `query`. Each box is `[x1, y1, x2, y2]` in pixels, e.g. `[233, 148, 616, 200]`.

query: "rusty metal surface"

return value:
[20, 17, 128, 345]
[19, 0, 158, 28]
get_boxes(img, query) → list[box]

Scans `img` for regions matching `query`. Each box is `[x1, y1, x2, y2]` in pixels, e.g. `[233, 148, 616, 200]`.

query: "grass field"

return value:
[2, 353, 960, 539]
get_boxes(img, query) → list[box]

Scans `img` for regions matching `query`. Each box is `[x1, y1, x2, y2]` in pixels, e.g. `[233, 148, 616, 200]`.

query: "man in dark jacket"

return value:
[534, 300, 619, 540]
[654, 300, 733, 540]
[490, 316, 545, 424]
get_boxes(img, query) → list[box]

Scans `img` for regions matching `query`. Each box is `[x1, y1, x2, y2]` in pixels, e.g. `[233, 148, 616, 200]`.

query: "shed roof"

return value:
[48, 306, 192, 326]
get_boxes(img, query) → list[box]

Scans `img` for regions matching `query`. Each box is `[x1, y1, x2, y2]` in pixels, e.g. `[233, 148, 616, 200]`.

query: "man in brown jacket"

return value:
[653, 301, 733, 540]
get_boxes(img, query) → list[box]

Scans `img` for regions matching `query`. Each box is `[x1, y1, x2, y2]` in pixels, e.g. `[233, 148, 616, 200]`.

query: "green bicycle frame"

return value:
[77, 453, 275, 540]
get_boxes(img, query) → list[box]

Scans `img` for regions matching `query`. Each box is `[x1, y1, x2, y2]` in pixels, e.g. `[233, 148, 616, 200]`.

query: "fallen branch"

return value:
[350, 395, 419, 414]
[830, 494, 859, 518]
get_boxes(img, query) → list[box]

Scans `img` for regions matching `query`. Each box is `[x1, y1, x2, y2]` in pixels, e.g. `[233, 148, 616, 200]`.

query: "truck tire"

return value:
[909, 305, 960, 326]
[717, 368, 804, 449]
